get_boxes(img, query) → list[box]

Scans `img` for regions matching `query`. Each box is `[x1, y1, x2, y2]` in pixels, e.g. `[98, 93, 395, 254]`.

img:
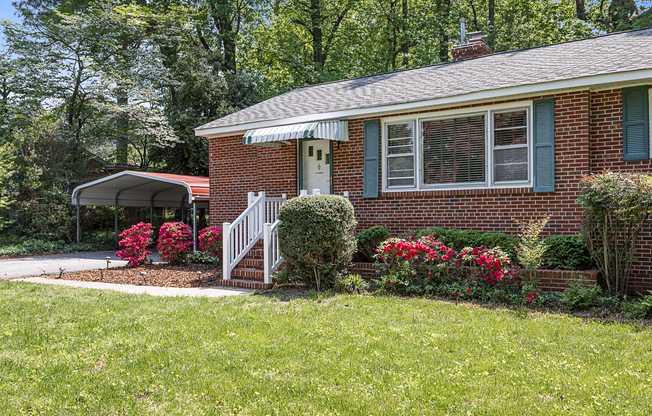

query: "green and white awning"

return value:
[242, 120, 349, 146]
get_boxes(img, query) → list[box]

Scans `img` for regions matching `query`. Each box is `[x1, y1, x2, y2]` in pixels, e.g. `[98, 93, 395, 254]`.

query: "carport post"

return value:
[114, 204, 119, 245]
[193, 202, 197, 252]
[76, 196, 81, 244]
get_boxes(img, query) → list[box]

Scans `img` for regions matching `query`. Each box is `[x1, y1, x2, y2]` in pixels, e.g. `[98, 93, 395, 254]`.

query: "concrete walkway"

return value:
[0, 251, 162, 280]
[10, 277, 252, 297]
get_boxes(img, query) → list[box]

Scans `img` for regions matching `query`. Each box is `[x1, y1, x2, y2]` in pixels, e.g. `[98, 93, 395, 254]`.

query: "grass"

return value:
[0, 236, 115, 258]
[1, 282, 651, 415]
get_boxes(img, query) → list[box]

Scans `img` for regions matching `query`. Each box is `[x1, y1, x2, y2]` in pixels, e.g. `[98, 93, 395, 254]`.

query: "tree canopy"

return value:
[0, 0, 650, 238]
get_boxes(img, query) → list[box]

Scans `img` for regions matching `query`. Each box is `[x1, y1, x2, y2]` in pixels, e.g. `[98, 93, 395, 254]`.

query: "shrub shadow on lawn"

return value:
[256, 284, 651, 328]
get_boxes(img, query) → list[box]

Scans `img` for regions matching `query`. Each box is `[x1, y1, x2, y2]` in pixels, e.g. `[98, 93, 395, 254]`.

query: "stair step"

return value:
[217, 279, 274, 290]
[247, 249, 264, 259]
[239, 258, 264, 268]
[231, 267, 265, 280]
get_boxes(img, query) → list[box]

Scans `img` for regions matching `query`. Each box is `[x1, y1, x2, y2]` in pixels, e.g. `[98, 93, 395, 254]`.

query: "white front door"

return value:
[302, 140, 331, 195]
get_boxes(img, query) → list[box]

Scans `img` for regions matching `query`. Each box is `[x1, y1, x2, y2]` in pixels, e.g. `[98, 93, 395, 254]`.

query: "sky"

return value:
[0, 0, 18, 47]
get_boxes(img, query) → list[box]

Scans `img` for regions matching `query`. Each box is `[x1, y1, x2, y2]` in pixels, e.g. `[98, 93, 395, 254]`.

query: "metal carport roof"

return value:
[71, 171, 210, 248]
[71, 171, 209, 208]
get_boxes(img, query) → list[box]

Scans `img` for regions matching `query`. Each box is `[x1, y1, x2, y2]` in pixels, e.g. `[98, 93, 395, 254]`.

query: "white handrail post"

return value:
[300, 189, 308, 197]
[258, 191, 265, 235]
[222, 222, 231, 280]
[247, 191, 256, 206]
[343, 191, 349, 199]
[312, 189, 320, 195]
[281, 193, 287, 200]
[263, 222, 271, 284]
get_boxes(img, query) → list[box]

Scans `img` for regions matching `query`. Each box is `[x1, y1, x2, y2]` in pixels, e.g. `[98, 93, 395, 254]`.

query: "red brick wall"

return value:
[334, 90, 590, 239]
[208, 135, 298, 225]
[589, 87, 652, 290]
[208, 86, 652, 290]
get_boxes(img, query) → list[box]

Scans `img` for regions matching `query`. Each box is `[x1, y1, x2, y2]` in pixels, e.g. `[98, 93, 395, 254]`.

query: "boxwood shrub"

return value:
[415, 227, 594, 271]
[278, 195, 357, 290]
[541, 234, 593, 271]
[354, 225, 390, 262]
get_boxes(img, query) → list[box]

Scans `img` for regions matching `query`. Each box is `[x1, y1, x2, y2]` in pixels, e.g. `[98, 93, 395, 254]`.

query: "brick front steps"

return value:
[221, 242, 275, 290]
[347, 262, 600, 292]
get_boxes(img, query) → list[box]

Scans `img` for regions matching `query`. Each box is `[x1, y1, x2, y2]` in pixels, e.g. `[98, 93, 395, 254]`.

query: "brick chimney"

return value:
[452, 31, 492, 62]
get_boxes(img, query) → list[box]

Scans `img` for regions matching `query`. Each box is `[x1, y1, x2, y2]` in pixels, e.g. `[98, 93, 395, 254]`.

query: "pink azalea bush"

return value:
[115, 222, 153, 267]
[157, 222, 193, 265]
[198, 226, 223, 258]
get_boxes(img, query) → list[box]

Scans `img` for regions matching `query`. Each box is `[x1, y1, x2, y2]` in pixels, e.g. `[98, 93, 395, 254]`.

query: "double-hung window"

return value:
[386, 121, 415, 187]
[383, 105, 531, 191]
[492, 110, 529, 183]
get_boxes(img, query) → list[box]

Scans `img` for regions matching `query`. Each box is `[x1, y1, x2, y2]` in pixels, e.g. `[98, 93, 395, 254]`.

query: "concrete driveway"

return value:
[0, 251, 161, 279]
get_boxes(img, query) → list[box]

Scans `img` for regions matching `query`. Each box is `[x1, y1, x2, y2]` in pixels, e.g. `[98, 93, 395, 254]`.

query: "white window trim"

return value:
[385, 120, 416, 188]
[382, 101, 534, 193]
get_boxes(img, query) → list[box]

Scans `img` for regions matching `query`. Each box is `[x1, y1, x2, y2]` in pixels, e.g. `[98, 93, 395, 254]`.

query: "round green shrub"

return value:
[541, 235, 593, 271]
[278, 195, 357, 290]
[354, 225, 390, 262]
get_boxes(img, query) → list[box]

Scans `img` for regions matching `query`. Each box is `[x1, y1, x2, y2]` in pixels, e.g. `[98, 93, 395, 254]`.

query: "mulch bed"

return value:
[42, 264, 222, 288]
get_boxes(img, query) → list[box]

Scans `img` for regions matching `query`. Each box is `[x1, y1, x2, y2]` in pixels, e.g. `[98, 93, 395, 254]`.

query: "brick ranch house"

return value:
[195, 28, 652, 290]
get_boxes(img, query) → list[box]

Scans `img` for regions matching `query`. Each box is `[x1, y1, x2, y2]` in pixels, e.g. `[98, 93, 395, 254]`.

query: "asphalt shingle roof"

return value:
[197, 28, 652, 131]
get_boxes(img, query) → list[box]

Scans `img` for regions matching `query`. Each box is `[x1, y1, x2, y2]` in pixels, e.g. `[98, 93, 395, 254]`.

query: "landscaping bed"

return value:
[37, 263, 221, 288]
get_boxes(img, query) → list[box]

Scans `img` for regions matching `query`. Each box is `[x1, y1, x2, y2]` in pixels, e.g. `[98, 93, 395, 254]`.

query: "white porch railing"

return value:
[223, 189, 348, 283]
[223, 191, 287, 281]
[264, 220, 283, 283]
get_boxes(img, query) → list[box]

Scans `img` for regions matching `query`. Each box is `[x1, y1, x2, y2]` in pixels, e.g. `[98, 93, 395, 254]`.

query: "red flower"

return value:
[387, 280, 391, 285]
[466, 289, 471, 294]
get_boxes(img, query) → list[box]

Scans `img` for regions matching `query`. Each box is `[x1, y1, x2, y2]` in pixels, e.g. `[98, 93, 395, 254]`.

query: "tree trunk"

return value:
[116, 95, 128, 165]
[438, 0, 451, 63]
[212, 0, 237, 72]
[310, 0, 325, 69]
[400, 0, 409, 68]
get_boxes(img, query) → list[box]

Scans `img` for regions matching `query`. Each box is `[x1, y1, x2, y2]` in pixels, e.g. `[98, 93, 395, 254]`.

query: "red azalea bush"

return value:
[459, 246, 518, 286]
[157, 222, 193, 265]
[198, 226, 223, 258]
[374, 235, 519, 296]
[116, 222, 153, 267]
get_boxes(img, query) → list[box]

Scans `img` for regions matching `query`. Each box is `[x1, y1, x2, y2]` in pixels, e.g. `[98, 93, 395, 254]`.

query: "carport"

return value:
[71, 171, 210, 251]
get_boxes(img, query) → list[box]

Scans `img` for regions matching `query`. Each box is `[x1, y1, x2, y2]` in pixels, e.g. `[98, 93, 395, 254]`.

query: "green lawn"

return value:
[1, 282, 650, 415]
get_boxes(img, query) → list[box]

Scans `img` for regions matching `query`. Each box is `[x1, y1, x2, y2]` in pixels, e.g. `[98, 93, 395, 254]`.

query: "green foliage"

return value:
[415, 227, 519, 264]
[541, 235, 594, 270]
[561, 278, 603, 311]
[0, 236, 114, 258]
[354, 225, 390, 262]
[622, 291, 652, 319]
[187, 251, 220, 265]
[515, 216, 549, 273]
[578, 170, 652, 295]
[333, 274, 369, 294]
[278, 195, 357, 290]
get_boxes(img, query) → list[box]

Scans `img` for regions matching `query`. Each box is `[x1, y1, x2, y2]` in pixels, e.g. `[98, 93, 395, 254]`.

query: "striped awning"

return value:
[242, 120, 349, 146]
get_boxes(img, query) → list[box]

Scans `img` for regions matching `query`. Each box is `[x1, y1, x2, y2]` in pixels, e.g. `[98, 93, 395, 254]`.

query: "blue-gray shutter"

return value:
[623, 86, 649, 161]
[363, 120, 380, 198]
[533, 98, 555, 193]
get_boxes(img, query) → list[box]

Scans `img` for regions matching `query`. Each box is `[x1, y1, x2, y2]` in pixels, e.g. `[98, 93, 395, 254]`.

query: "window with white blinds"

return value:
[386, 121, 415, 187]
[493, 110, 528, 182]
[422, 115, 486, 185]
[383, 106, 531, 191]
